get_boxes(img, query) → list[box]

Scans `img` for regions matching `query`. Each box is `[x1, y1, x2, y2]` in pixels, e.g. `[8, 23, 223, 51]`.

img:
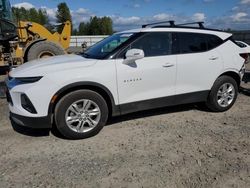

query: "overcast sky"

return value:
[11, 0, 250, 31]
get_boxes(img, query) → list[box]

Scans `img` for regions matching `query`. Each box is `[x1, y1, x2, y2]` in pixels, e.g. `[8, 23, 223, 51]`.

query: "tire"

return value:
[27, 41, 65, 61]
[206, 75, 238, 112]
[55, 90, 108, 139]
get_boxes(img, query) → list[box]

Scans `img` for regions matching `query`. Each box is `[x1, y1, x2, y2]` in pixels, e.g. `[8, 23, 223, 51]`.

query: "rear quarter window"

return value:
[206, 35, 224, 50]
[173, 32, 224, 54]
[177, 33, 207, 53]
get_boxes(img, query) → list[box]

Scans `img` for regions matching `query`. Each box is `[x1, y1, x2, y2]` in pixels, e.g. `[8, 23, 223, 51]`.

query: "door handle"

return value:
[162, 63, 174, 68]
[209, 57, 219, 61]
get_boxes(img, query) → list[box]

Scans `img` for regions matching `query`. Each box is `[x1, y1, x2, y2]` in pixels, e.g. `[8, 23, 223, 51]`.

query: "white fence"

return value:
[70, 35, 108, 47]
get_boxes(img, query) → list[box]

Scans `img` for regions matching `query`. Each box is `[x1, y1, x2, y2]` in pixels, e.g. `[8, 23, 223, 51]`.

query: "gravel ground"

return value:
[0, 78, 250, 188]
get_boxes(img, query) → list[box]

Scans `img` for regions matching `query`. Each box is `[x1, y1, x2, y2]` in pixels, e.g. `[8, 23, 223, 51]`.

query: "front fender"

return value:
[48, 81, 120, 117]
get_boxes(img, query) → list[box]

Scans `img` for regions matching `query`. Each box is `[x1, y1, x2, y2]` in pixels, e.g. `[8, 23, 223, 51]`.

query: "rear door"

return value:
[174, 32, 224, 95]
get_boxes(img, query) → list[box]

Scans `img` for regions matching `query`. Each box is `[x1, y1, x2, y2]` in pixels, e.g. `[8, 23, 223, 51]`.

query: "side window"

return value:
[128, 32, 172, 57]
[206, 35, 223, 50]
[177, 33, 207, 53]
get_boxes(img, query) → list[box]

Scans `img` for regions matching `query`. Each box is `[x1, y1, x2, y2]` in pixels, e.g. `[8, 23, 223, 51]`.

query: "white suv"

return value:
[6, 21, 248, 139]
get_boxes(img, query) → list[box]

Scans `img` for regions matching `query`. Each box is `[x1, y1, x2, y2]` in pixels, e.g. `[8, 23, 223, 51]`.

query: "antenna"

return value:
[142, 20, 175, 28]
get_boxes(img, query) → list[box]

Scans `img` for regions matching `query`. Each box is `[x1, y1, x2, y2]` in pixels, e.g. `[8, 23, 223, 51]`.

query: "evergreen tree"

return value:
[29, 8, 39, 23]
[77, 16, 113, 35]
[12, 7, 50, 28]
[12, 7, 52, 32]
[38, 9, 49, 26]
[88, 16, 101, 35]
[72, 28, 78, 35]
[78, 22, 89, 35]
[12, 7, 27, 22]
[56, 2, 72, 33]
[100, 17, 113, 35]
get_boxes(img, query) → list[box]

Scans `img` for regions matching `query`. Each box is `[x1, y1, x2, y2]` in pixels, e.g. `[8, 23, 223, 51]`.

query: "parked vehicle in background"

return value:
[236, 40, 250, 49]
[5, 21, 249, 139]
[0, 0, 71, 75]
[236, 41, 250, 64]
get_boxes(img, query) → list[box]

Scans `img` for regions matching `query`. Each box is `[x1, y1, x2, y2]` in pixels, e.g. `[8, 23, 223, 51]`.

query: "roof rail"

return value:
[176, 22, 205, 28]
[142, 20, 175, 28]
[142, 21, 224, 32]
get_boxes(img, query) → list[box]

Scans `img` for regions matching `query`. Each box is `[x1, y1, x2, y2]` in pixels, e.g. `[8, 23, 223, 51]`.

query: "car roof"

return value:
[117, 27, 232, 40]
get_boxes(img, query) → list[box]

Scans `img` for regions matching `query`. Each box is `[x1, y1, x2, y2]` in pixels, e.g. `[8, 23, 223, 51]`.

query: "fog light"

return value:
[21, 94, 37, 114]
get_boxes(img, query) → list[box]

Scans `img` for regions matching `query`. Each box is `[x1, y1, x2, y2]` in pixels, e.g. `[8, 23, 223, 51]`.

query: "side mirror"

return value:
[123, 49, 145, 65]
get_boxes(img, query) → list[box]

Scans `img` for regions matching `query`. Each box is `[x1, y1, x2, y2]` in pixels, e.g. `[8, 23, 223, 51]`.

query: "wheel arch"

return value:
[48, 82, 120, 118]
[218, 71, 241, 89]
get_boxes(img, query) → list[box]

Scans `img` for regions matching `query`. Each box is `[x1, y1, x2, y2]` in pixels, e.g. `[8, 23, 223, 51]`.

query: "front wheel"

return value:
[55, 90, 108, 139]
[206, 75, 238, 112]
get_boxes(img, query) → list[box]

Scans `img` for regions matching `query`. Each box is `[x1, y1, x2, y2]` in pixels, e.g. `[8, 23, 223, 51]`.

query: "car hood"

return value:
[10, 54, 97, 77]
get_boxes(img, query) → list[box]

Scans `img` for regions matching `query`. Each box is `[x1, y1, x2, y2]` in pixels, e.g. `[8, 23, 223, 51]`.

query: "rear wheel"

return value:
[27, 41, 65, 61]
[55, 90, 108, 139]
[206, 76, 238, 112]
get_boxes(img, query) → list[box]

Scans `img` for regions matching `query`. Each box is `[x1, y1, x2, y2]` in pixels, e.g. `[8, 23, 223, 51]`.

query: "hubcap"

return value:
[217, 83, 235, 108]
[65, 99, 101, 133]
[38, 51, 55, 58]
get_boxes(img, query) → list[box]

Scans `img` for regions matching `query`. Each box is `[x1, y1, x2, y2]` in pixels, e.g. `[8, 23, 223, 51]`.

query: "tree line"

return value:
[73, 16, 113, 35]
[12, 7, 50, 27]
[12, 2, 113, 35]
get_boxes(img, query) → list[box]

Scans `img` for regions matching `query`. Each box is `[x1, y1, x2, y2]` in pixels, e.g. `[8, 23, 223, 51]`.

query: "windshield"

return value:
[0, 0, 12, 20]
[82, 33, 135, 59]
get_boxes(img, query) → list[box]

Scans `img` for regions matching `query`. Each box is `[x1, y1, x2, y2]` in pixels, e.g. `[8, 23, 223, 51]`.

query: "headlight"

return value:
[6, 76, 43, 90]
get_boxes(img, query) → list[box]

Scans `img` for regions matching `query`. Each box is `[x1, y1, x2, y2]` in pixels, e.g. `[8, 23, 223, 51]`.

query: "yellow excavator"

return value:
[0, 0, 71, 74]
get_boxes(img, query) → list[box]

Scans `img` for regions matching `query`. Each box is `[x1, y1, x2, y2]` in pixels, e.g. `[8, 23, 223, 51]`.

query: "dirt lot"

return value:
[0, 79, 249, 188]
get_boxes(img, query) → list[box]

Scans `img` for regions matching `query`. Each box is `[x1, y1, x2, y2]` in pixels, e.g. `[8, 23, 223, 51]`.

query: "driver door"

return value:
[115, 32, 177, 112]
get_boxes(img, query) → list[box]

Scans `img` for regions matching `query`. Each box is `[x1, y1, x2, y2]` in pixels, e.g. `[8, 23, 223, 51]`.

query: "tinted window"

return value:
[177, 33, 207, 53]
[129, 32, 172, 57]
[207, 35, 223, 50]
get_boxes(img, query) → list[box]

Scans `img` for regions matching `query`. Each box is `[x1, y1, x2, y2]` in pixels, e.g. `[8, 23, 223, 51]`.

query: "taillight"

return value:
[240, 53, 249, 63]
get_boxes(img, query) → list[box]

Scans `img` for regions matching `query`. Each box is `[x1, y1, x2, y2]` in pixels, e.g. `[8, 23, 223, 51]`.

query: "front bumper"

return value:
[5, 75, 60, 117]
[10, 112, 52, 129]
